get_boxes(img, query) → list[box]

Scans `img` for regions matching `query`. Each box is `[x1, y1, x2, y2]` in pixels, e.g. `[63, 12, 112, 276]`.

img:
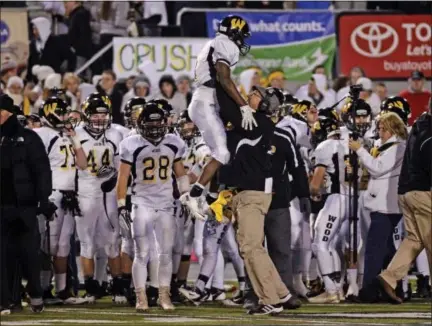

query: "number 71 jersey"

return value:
[120, 133, 186, 209]
[34, 126, 76, 191]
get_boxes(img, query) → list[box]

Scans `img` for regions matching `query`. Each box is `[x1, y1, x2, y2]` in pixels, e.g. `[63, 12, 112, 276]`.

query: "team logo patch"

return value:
[230, 18, 245, 30]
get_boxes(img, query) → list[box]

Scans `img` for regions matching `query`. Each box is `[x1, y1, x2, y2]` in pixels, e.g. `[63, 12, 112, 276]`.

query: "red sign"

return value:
[337, 14, 432, 79]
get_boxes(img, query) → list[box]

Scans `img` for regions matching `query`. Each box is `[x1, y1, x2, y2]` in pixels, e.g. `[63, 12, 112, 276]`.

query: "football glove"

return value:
[118, 206, 132, 235]
[97, 165, 116, 178]
[240, 105, 258, 131]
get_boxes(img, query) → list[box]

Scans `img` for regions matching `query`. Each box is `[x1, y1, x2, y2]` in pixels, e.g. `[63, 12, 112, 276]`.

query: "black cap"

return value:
[411, 70, 425, 80]
[0, 93, 15, 113]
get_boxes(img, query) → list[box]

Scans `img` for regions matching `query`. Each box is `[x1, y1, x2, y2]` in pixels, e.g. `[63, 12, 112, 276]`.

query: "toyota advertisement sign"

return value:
[337, 13, 431, 79]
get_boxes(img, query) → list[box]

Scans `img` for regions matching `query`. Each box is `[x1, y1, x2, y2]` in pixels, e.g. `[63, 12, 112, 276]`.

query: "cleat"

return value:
[81, 293, 96, 304]
[30, 298, 44, 313]
[43, 290, 63, 306]
[247, 304, 283, 315]
[57, 290, 88, 305]
[308, 291, 340, 304]
[158, 286, 175, 311]
[0, 307, 11, 315]
[135, 288, 149, 312]
[113, 295, 128, 304]
[209, 287, 226, 301]
[179, 286, 208, 306]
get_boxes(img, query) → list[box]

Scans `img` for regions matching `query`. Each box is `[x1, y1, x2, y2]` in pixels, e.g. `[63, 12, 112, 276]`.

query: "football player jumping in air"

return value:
[181, 15, 256, 219]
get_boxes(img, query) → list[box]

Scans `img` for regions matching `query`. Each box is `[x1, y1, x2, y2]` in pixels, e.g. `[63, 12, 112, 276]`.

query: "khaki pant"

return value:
[233, 191, 289, 305]
[380, 191, 432, 289]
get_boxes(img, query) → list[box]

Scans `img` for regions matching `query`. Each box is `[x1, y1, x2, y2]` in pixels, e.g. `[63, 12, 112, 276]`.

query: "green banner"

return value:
[233, 35, 336, 82]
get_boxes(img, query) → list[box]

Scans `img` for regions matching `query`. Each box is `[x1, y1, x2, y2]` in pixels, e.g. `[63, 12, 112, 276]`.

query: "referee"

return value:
[216, 84, 294, 315]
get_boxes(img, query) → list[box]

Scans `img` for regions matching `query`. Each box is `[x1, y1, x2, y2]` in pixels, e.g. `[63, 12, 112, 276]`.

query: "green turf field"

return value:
[2, 299, 431, 326]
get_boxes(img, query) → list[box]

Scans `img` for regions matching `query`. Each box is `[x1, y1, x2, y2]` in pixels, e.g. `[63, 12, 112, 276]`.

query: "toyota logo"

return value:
[350, 22, 399, 58]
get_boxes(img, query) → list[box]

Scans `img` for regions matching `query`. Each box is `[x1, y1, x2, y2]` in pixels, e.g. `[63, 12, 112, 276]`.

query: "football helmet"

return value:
[279, 93, 298, 117]
[177, 110, 199, 142]
[82, 93, 111, 134]
[311, 116, 340, 147]
[290, 100, 317, 125]
[218, 15, 251, 56]
[149, 98, 173, 119]
[137, 102, 168, 143]
[380, 96, 411, 125]
[124, 97, 146, 128]
[341, 98, 372, 137]
[39, 97, 72, 131]
[318, 106, 341, 123]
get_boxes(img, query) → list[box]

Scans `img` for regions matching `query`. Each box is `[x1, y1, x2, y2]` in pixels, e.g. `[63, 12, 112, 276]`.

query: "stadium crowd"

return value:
[0, 0, 431, 319]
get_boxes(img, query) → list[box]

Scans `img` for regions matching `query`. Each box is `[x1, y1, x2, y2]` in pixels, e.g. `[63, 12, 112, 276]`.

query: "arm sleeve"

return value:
[28, 131, 52, 202]
[119, 138, 133, 165]
[291, 145, 310, 198]
[213, 38, 239, 67]
[314, 142, 333, 168]
[357, 145, 405, 178]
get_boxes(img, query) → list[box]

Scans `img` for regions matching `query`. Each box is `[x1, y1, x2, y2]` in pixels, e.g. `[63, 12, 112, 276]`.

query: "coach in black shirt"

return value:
[216, 84, 296, 314]
[0, 94, 56, 313]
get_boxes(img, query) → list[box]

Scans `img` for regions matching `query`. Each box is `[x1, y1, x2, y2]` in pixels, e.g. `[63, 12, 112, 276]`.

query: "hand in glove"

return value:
[38, 201, 57, 221]
[299, 197, 311, 214]
[240, 105, 258, 131]
[97, 165, 116, 179]
[118, 206, 132, 235]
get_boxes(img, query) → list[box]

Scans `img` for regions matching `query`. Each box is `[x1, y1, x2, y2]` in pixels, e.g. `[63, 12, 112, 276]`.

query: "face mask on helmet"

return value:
[178, 120, 197, 141]
[139, 120, 167, 142]
[127, 106, 144, 128]
[342, 100, 372, 137]
[88, 112, 110, 134]
[231, 29, 251, 56]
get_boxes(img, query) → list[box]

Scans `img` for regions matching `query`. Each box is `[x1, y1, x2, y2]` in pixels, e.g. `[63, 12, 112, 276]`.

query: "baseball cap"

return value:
[411, 70, 425, 80]
[357, 77, 372, 91]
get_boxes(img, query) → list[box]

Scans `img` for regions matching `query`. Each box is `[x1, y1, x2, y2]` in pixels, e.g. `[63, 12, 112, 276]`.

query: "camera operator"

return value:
[348, 112, 407, 302]
[0, 94, 56, 314]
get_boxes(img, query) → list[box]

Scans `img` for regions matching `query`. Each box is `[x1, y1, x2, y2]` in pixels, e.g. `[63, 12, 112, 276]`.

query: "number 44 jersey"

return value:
[120, 133, 186, 209]
[34, 126, 77, 191]
[75, 126, 123, 196]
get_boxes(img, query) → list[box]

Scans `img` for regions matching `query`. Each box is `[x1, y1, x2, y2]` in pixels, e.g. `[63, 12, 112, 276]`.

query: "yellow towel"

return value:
[209, 190, 233, 223]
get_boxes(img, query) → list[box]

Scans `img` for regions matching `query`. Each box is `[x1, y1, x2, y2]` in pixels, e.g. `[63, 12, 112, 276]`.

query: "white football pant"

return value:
[188, 87, 230, 164]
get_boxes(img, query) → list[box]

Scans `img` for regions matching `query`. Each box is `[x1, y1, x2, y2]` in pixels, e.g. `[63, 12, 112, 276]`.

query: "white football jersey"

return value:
[34, 127, 76, 191]
[75, 126, 123, 196]
[120, 133, 186, 209]
[181, 136, 204, 172]
[111, 123, 130, 140]
[194, 34, 240, 87]
[314, 138, 362, 196]
[276, 116, 311, 149]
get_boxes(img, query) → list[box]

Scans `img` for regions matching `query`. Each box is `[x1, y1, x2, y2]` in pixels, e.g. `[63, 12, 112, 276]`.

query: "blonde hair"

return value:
[62, 73, 80, 89]
[377, 112, 408, 140]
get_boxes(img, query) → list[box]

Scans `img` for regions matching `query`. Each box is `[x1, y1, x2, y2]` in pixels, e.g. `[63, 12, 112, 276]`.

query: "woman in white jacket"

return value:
[348, 112, 408, 302]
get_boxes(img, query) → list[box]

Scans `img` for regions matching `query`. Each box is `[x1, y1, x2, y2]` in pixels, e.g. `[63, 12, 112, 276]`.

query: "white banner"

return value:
[113, 37, 209, 81]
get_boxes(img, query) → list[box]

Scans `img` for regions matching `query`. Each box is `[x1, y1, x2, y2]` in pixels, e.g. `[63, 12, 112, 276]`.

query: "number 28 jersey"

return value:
[34, 127, 76, 191]
[75, 126, 123, 195]
[120, 133, 186, 209]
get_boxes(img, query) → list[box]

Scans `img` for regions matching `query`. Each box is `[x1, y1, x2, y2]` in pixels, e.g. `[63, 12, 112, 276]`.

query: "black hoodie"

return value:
[398, 112, 432, 194]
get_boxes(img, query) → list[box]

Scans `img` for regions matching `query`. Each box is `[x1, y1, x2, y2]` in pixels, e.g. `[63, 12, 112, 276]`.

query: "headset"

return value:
[258, 87, 284, 115]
